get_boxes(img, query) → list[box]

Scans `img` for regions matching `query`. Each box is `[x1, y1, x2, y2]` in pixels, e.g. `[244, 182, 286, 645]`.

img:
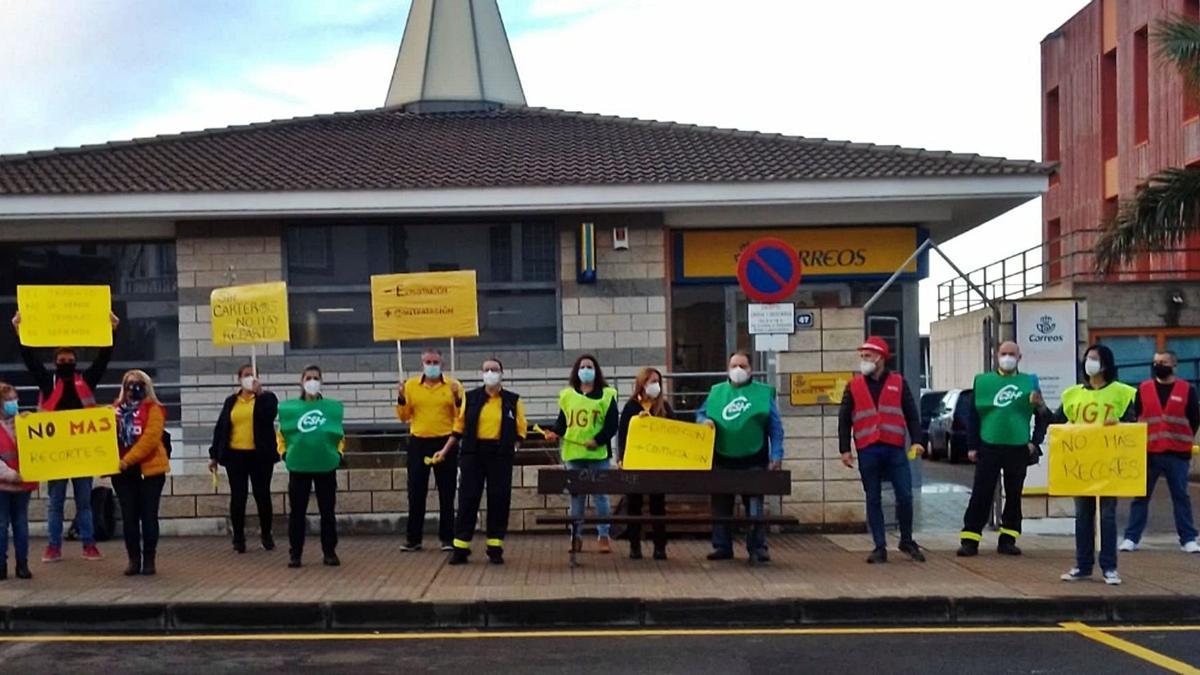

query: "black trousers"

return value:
[453, 445, 513, 548]
[225, 451, 275, 544]
[961, 443, 1029, 543]
[111, 472, 166, 561]
[627, 494, 667, 548]
[407, 436, 458, 545]
[288, 471, 338, 557]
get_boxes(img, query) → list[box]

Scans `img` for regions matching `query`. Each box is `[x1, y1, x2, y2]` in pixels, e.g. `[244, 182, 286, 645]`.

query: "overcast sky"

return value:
[0, 0, 1087, 330]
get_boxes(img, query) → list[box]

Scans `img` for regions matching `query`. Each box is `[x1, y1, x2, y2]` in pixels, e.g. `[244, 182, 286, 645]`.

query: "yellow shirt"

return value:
[454, 389, 527, 441]
[229, 395, 256, 451]
[396, 376, 461, 438]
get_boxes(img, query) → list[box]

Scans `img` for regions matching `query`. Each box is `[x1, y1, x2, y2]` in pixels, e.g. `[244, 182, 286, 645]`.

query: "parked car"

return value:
[928, 389, 972, 463]
[919, 390, 946, 439]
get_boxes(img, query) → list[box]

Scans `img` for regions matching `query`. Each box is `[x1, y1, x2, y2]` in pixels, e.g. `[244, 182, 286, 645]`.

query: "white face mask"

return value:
[859, 360, 877, 376]
[1084, 358, 1103, 377]
[644, 382, 662, 399]
[240, 376, 257, 392]
[482, 371, 502, 387]
[728, 366, 750, 385]
[303, 379, 322, 396]
[998, 355, 1019, 372]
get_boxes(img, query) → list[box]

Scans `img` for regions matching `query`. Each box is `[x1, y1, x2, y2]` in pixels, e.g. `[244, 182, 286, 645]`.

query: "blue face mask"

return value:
[423, 364, 442, 380]
[2, 400, 17, 417]
[578, 367, 596, 384]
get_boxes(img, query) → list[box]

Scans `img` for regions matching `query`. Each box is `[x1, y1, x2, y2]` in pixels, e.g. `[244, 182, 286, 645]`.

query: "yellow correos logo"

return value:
[680, 227, 919, 279]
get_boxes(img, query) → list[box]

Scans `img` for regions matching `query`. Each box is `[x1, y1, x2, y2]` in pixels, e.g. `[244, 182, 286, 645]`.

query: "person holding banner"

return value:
[208, 364, 279, 554]
[958, 341, 1049, 557]
[696, 351, 784, 565]
[111, 370, 170, 576]
[278, 366, 345, 569]
[617, 367, 672, 561]
[542, 355, 620, 555]
[0, 383, 34, 580]
[396, 348, 463, 553]
[438, 359, 526, 566]
[12, 310, 118, 564]
[1054, 345, 1137, 585]
[1121, 351, 1200, 554]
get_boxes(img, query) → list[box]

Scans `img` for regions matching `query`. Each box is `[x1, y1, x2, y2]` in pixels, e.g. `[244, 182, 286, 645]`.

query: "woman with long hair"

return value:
[0, 382, 35, 580]
[112, 369, 170, 576]
[617, 367, 673, 560]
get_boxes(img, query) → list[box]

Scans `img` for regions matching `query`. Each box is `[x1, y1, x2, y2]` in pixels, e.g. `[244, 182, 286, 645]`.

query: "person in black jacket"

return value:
[617, 367, 672, 561]
[208, 364, 279, 554]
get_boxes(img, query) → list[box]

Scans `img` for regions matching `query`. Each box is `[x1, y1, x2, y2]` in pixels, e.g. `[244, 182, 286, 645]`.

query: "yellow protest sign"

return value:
[16, 408, 120, 482]
[210, 282, 290, 346]
[16, 285, 112, 347]
[789, 372, 852, 406]
[1047, 423, 1148, 497]
[370, 271, 479, 341]
[622, 415, 715, 471]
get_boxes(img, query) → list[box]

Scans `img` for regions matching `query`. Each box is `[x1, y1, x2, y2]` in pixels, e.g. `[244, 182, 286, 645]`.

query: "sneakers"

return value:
[866, 547, 888, 564]
[440, 543, 455, 553]
[81, 545, 104, 561]
[1060, 568, 1091, 581]
[1183, 540, 1200, 554]
[706, 549, 734, 561]
[749, 550, 771, 566]
[597, 536, 612, 554]
[898, 541, 926, 563]
[1103, 570, 1122, 586]
[1119, 539, 1139, 552]
[400, 542, 423, 553]
[41, 545, 62, 563]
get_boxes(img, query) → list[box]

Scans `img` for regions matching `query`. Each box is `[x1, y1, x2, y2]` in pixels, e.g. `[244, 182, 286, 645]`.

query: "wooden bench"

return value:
[536, 469, 798, 566]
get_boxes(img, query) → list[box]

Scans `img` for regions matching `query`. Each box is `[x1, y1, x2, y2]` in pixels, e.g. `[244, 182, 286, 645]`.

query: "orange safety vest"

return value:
[1139, 379, 1195, 454]
[38, 374, 96, 411]
[849, 372, 907, 449]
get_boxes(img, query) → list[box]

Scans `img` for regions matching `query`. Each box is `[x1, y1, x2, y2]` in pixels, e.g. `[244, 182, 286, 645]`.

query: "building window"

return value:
[1046, 218, 1063, 282]
[286, 222, 559, 350]
[1045, 87, 1061, 185]
[1134, 27, 1150, 144]
[1101, 50, 1118, 161]
[1095, 329, 1200, 386]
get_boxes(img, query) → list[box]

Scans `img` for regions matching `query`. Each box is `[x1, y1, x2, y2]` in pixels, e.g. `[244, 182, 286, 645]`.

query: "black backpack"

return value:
[66, 486, 117, 543]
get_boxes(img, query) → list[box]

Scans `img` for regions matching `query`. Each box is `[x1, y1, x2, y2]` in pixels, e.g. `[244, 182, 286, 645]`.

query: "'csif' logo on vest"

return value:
[722, 396, 752, 421]
[993, 384, 1022, 408]
[298, 410, 327, 434]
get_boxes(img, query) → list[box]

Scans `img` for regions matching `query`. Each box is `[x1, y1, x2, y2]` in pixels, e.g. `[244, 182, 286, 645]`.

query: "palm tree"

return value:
[1094, 15, 1200, 272]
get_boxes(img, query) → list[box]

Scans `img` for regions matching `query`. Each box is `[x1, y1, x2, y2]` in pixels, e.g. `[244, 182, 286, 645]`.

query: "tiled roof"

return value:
[0, 106, 1053, 195]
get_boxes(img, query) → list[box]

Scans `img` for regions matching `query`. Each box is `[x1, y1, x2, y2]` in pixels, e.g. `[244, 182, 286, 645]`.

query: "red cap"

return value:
[859, 336, 891, 359]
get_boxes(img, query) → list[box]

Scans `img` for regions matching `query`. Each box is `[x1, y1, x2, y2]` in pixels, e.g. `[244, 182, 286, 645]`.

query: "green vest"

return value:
[973, 371, 1038, 446]
[705, 381, 774, 457]
[559, 387, 618, 462]
[278, 398, 345, 473]
[1061, 382, 1137, 425]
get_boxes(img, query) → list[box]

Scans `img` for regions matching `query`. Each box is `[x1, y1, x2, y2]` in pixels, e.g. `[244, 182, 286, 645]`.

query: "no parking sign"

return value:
[736, 238, 803, 303]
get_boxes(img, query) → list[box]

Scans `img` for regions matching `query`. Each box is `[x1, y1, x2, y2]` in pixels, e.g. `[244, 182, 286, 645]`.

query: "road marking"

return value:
[1062, 622, 1200, 674]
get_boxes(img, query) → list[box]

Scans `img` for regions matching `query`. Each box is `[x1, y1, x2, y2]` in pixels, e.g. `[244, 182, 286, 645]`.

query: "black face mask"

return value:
[56, 362, 76, 376]
[126, 383, 146, 401]
[1153, 364, 1174, 380]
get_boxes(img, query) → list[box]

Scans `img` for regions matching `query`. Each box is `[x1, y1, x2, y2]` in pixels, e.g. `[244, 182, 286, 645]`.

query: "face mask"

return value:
[2, 401, 18, 418]
[482, 371, 502, 387]
[644, 383, 662, 399]
[1153, 364, 1174, 380]
[241, 376, 257, 392]
[998, 355, 1019, 372]
[56, 362, 76, 376]
[303, 380, 322, 396]
[423, 364, 442, 380]
[1084, 359, 1103, 377]
[728, 366, 750, 385]
[126, 383, 146, 401]
[578, 367, 596, 384]
[859, 360, 877, 376]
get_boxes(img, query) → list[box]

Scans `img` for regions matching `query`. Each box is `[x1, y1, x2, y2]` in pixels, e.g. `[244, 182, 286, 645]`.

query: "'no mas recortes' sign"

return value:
[17, 408, 120, 482]
[1047, 423, 1148, 498]
[210, 282, 291, 346]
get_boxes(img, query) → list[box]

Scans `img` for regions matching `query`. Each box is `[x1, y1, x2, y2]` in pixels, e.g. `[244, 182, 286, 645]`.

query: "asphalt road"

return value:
[0, 626, 1196, 674]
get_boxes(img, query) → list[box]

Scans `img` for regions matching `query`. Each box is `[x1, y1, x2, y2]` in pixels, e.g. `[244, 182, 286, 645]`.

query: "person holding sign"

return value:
[696, 351, 784, 565]
[438, 359, 526, 566]
[208, 365, 279, 554]
[1053, 345, 1137, 585]
[12, 310, 118, 564]
[1121, 351, 1200, 554]
[278, 366, 345, 569]
[0, 383, 35, 580]
[958, 342, 1049, 557]
[616, 367, 672, 561]
[542, 355, 620, 555]
[111, 370, 170, 576]
[396, 348, 463, 553]
[838, 337, 927, 565]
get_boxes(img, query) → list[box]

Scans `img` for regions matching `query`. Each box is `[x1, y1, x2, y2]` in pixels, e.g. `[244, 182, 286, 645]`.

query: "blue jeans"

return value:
[1124, 454, 1198, 546]
[0, 492, 30, 565]
[46, 477, 94, 548]
[564, 458, 611, 538]
[711, 488, 766, 554]
[1075, 496, 1118, 573]
[858, 444, 914, 550]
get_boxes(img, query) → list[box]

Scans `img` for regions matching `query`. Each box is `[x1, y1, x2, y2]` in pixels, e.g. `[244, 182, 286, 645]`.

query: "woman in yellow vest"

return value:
[1053, 345, 1136, 586]
[543, 354, 620, 554]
